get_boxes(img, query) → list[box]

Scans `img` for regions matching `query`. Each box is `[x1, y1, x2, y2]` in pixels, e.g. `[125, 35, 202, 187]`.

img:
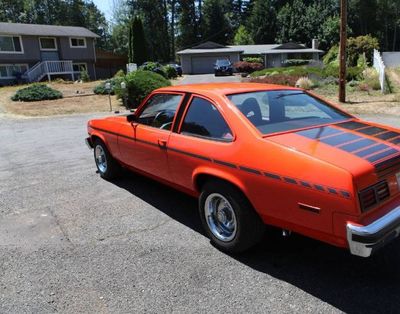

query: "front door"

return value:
[39, 37, 59, 61]
[118, 92, 184, 181]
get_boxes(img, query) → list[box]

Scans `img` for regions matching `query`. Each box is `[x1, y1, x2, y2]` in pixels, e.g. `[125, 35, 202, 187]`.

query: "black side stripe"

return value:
[239, 166, 262, 175]
[167, 147, 211, 161]
[213, 160, 237, 168]
[91, 126, 351, 199]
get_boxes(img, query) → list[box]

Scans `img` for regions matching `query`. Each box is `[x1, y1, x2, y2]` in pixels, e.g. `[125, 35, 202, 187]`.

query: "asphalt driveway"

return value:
[1, 112, 400, 313]
[180, 73, 241, 84]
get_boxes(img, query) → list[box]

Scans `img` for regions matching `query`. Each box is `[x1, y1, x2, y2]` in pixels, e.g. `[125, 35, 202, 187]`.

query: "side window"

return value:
[137, 94, 182, 130]
[181, 97, 233, 141]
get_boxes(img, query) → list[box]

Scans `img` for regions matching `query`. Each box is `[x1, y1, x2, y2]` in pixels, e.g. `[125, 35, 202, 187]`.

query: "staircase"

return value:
[25, 60, 75, 82]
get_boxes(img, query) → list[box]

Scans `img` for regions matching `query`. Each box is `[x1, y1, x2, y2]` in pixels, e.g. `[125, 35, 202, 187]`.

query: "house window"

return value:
[70, 37, 86, 48]
[0, 64, 28, 78]
[0, 36, 23, 53]
[73, 63, 87, 72]
[39, 37, 57, 50]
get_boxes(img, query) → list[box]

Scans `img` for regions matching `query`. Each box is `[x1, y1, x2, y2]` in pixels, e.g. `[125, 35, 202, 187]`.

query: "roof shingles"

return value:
[0, 22, 99, 38]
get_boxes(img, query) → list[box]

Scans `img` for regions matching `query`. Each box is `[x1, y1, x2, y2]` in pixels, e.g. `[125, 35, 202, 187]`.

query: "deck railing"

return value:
[25, 60, 75, 82]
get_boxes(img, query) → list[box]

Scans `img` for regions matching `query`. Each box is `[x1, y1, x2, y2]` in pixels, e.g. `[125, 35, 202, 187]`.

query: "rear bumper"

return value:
[347, 205, 400, 257]
[85, 137, 93, 149]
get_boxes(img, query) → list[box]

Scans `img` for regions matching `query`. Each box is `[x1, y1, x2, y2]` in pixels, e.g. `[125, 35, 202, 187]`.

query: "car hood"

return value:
[267, 120, 400, 178]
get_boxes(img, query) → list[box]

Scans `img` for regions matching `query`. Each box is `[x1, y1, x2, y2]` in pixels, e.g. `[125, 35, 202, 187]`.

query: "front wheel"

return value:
[199, 181, 265, 253]
[93, 139, 121, 180]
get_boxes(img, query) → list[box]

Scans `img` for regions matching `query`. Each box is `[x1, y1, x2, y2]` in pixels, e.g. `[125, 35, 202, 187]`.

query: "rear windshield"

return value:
[227, 90, 350, 135]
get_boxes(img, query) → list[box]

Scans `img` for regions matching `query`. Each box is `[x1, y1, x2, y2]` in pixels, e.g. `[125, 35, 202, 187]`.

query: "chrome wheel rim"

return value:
[204, 193, 237, 242]
[95, 145, 107, 173]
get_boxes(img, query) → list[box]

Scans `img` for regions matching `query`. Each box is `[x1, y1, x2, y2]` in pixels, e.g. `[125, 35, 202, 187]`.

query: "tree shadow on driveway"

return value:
[112, 173, 400, 314]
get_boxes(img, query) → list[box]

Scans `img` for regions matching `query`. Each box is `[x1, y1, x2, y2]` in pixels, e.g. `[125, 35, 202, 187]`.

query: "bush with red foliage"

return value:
[234, 61, 264, 73]
[248, 75, 301, 87]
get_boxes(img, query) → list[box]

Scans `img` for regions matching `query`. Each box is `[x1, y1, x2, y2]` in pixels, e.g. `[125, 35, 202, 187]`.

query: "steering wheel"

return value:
[154, 110, 175, 129]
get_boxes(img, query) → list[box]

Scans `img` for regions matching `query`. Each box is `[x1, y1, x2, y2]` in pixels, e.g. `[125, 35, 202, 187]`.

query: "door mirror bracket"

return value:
[127, 114, 136, 123]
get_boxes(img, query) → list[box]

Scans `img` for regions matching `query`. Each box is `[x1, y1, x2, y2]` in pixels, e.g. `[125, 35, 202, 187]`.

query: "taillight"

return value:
[359, 181, 390, 213]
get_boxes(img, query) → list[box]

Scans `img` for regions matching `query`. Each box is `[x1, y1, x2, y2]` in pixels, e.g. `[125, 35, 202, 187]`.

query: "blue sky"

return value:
[92, 0, 113, 22]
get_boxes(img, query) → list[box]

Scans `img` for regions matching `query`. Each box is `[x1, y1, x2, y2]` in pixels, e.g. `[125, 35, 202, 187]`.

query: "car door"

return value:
[168, 95, 235, 189]
[118, 92, 184, 181]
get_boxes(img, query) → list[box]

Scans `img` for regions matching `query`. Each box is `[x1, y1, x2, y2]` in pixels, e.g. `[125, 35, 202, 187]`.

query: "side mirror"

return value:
[127, 114, 136, 123]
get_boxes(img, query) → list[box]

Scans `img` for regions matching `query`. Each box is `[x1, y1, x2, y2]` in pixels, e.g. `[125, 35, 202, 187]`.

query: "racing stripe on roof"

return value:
[296, 125, 400, 166]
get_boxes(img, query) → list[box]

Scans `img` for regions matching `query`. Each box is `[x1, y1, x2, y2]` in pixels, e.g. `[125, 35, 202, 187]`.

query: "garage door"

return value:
[191, 56, 229, 74]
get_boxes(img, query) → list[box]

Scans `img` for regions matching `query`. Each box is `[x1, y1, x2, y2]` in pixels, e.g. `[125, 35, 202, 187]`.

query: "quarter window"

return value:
[70, 37, 86, 48]
[137, 94, 182, 130]
[0, 36, 23, 53]
[181, 97, 233, 141]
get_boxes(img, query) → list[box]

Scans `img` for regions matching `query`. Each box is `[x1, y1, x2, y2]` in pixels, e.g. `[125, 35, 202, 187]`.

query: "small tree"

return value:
[131, 16, 147, 66]
[233, 25, 254, 45]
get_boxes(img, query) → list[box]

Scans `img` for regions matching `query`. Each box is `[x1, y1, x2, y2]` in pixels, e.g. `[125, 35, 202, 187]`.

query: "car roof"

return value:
[157, 83, 301, 96]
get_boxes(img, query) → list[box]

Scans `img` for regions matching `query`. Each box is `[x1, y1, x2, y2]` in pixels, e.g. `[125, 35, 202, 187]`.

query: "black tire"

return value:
[199, 180, 265, 253]
[93, 138, 121, 180]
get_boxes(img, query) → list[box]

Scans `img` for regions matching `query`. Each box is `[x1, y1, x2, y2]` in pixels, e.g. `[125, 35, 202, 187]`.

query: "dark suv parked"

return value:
[214, 59, 233, 76]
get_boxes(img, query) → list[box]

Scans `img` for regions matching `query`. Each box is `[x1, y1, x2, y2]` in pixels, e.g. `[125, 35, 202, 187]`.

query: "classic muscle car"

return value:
[86, 83, 400, 257]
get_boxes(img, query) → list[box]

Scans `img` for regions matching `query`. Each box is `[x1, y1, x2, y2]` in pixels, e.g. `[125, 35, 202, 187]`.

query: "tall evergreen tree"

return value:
[247, 0, 277, 44]
[131, 16, 147, 64]
[177, 0, 198, 49]
[201, 0, 231, 44]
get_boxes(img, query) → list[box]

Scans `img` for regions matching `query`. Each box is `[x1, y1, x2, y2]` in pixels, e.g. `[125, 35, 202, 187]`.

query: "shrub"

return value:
[323, 45, 339, 65]
[116, 70, 171, 108]
[323, 35, 379, 67]
[249, 74, 301, 87]
[163, 65, 178, 79]
[347, 35, 379, 66]
[243, 57, 263, 64]
[234, 61, 263, 73]
[139, 62, 168, 78]
[113, 69, 125, 78]
[361, 68, 381, 90]
[11, 84, 62, 102]
[295, 77, 313, 90]
[282, 59, 310, 67]
[80, 70, 90, 82]
[93, 75, 125, 95]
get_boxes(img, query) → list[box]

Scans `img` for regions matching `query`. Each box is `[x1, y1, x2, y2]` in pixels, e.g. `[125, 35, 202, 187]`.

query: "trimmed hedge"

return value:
[282, 59, 310, 67]
[234, 61, 263, 73]
[115, 70, 171, 108]
[11, 84, 62, 102]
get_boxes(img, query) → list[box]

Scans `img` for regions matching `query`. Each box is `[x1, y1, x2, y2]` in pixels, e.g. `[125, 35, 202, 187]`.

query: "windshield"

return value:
[227, 90, 351, 135]
[216, 60, 230, 66]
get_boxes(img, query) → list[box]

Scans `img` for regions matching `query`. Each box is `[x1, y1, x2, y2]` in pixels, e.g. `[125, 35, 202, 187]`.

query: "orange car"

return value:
[86, 83, 400, 257]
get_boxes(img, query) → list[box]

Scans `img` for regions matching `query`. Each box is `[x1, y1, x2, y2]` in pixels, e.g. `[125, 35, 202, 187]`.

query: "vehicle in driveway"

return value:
[167, 63, 183, 76]
[214, 59, 233, 76]
[86, 83, 400, 257]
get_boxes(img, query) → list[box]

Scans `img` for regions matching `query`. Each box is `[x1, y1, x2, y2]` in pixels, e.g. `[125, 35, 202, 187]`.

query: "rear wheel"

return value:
[93, 139, 121, 180]
[199, 180, 265, 253]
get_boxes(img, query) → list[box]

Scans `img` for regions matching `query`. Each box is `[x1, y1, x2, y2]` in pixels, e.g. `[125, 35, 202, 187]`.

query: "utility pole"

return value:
[339, 0, 347, 102]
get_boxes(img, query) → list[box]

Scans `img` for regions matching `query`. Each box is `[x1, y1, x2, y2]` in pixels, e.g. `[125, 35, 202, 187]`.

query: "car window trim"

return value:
[224, 89, 354, 137]
[172, 92, 192, 133]
[134, 91, 185, 132]
[177, 93, 235, 143]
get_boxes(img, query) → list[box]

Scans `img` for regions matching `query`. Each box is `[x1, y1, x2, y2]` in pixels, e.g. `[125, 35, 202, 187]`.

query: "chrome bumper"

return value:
[347, 205, 400, 257]
[85, 137, 93, 149]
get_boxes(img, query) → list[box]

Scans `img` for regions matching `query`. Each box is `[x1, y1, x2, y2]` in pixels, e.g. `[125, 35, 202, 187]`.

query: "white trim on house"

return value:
[0, 35, 24, 54]
[69, 37, 87, 48]
[39, 37, 58, 51]
[0, 63, 29, 79]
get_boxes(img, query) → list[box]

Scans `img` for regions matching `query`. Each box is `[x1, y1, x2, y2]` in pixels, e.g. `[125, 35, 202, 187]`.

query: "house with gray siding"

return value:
[0, 22, 99, 84]
[177, 41, 323, 74]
